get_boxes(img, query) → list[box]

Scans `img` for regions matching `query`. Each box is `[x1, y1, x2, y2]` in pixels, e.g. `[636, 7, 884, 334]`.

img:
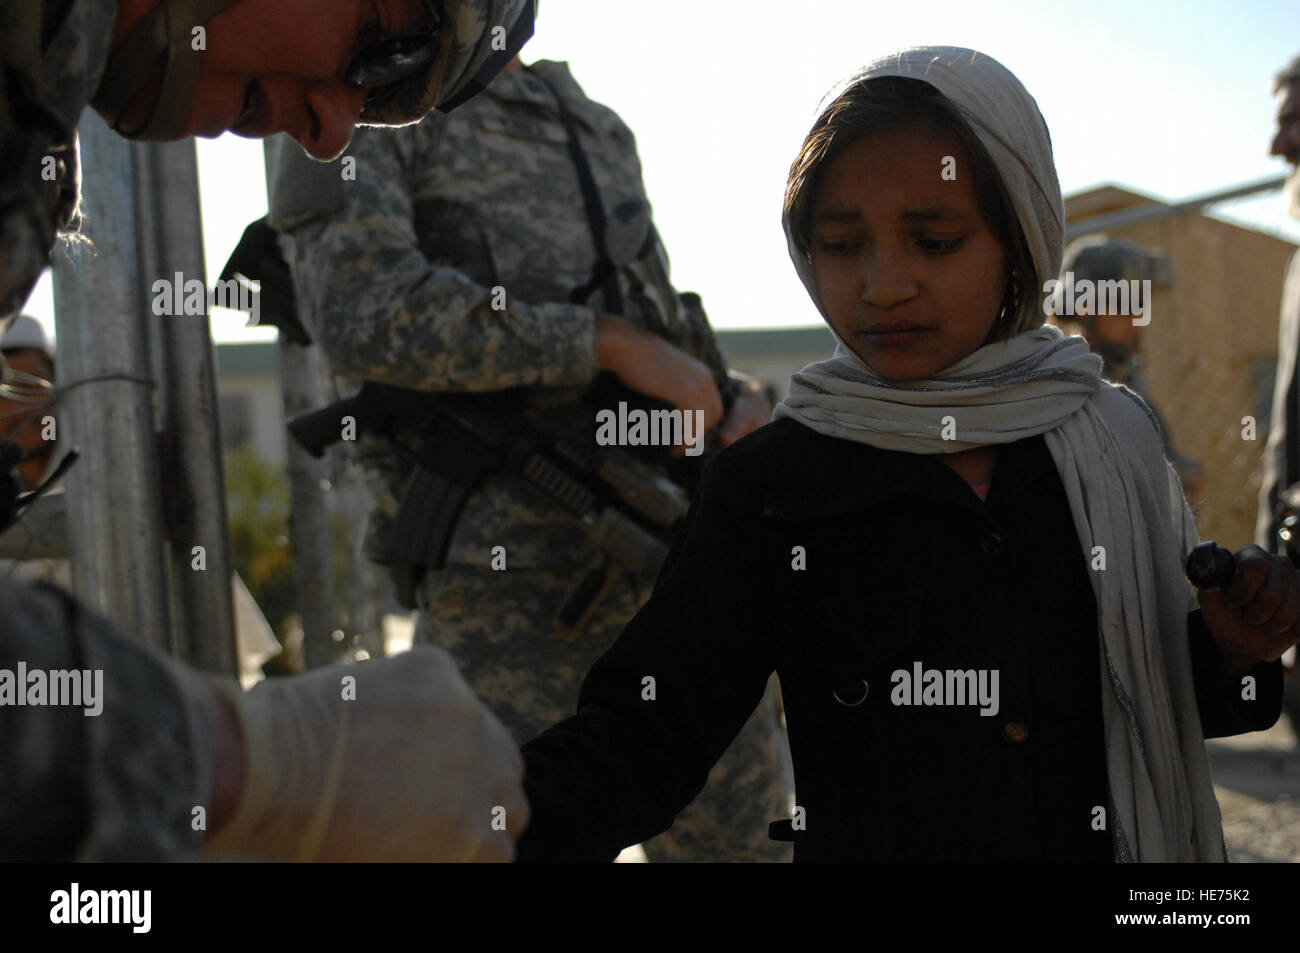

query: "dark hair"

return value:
[784, 76, 1035, 339]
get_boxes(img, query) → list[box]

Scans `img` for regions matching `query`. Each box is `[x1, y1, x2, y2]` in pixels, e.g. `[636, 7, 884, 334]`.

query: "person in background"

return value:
[1256, 52, 1300, 552]
[0, 315, 57, 492]
[1254, 51, 1300, 738]
[1053, 235, 1201, 502]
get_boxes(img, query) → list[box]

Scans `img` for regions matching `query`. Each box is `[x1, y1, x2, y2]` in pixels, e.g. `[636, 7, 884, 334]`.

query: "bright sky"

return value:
[21, 0, 1300, 345]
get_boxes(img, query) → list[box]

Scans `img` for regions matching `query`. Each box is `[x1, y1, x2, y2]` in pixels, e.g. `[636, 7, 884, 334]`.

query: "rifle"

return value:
[290, 381, 691, 631]
[222, 216, 700, 631]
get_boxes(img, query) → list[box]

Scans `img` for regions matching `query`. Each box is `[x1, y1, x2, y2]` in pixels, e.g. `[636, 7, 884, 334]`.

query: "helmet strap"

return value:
[92, 0, 241, 140]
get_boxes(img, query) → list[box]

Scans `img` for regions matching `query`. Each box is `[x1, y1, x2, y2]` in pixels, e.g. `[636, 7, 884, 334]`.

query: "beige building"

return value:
[1064, 184, 1298, 550]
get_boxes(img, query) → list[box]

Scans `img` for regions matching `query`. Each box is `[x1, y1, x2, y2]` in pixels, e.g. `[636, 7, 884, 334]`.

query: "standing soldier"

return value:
[270, 42, 794, 860]
[1257, 53, 1300, 551]
[0, 314, 69, 586]
[0, 315, 57, 494]
[1054, 236, 1201, 499]
[1255, 52, 1300, 735]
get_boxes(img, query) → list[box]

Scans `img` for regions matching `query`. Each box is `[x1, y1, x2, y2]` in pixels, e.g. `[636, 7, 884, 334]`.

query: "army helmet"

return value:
[1057, 235, 1176, 326]
[91, 0, 534, 140]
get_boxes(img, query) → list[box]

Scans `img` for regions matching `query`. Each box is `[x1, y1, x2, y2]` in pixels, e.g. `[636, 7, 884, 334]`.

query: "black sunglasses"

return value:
[347, 1, 536, 113]
[345, 0, 444, 90]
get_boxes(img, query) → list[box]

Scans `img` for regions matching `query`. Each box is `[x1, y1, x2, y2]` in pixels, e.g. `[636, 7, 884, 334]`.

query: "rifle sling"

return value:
[529, 69, 623, 316]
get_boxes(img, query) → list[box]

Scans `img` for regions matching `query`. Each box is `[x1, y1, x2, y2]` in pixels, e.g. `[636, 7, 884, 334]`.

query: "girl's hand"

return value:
[1197, 545, 1300, 677]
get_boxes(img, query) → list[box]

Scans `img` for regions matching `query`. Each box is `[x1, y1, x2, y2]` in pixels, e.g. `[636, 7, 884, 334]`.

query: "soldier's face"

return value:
[809, 127, 1010, 383]
[1274, 81, 1300, 218]
[1080, 308, 1141, 356]
[0, 349, 54, 491]
[110, 0, 431, 160]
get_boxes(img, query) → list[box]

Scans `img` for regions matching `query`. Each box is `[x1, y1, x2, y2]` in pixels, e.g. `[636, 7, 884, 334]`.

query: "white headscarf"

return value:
[775, 47, 1225, 862]
[787, 46, 1064, 338]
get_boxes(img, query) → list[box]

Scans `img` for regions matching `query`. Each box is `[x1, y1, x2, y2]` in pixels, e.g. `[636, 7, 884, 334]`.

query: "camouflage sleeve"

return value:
[0, 579, 218, 860]
[627, 227, 732, 403]
[279, 127, 600, 393]
[517, 447, 776, 860]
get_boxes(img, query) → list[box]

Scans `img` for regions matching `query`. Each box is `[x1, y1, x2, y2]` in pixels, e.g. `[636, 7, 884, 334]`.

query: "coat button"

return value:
[980, 531, 1005, 555]
[833, 680, 869, 707]
[1003, 721, 1030, 743]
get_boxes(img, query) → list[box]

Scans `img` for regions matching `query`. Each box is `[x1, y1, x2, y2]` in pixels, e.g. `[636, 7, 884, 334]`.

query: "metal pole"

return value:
[262, 135, 343, 669]
[338, 449, 386, 658]
[134, 140, 238, 677]
[50, 111, 171, 653]
[279, 338, 341, 668]
[1066, 175, 1287, 241]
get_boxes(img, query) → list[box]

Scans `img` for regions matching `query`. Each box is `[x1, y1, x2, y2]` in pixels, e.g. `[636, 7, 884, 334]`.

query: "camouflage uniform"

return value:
[0, 0, 106, 322]
[0, 0, 531, 861]
[0, 579, 219, 860]
[0, 0, 219, 862]
[273, 60, 793, 861]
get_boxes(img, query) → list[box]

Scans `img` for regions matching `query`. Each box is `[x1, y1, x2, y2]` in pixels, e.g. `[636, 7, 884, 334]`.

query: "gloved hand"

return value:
[203, 647, 528, 861]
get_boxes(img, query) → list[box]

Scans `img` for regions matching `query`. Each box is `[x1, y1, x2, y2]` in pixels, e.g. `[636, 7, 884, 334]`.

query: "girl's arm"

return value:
[516, 448, 778, 862]
[1164, 443, 1287, 736]
[1185, 608, 1284, 738]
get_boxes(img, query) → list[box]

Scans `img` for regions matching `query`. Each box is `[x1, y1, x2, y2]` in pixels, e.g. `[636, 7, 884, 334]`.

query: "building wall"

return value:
[1072, 206, 1297, 549]
[215, 343, 286, 465]
[219, 377, 287, 465]
[716, 326, 838, 402]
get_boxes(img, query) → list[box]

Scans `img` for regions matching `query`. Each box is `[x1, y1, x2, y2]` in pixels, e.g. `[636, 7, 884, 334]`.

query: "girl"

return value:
[516, 46, 1289, 862]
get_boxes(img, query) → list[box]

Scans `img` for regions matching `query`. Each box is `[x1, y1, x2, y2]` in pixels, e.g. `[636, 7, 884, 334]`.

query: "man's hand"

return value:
[204, 647, 528, 861]
[719, 373, 772, 446]
[1197, 544, 1300, 677]
[595, 314, 724, 431]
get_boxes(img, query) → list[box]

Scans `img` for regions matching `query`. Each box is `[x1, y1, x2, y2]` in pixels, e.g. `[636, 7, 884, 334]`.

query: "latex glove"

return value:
[203, 647, 527, 861]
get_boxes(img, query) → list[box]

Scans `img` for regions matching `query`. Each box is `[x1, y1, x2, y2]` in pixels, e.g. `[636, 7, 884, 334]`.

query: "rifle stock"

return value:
[289, 382, 692, 609]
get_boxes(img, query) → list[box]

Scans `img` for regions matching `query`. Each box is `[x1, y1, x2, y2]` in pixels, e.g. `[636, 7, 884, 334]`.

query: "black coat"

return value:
[519, 419, 1282, 862]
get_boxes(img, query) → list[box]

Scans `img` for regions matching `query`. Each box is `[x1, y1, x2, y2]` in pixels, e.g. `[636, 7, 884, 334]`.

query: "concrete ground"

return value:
[1209, 714, 1300, 862]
